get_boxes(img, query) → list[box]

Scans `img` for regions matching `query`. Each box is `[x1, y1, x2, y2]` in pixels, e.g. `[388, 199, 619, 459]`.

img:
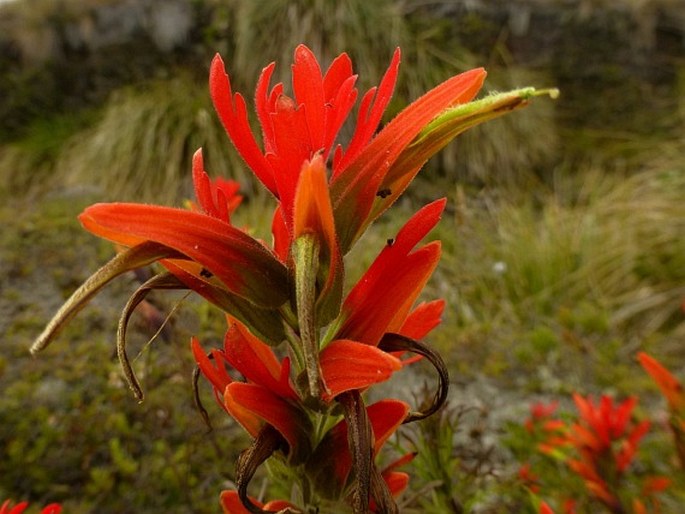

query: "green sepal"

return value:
[366, 87, 560, 229]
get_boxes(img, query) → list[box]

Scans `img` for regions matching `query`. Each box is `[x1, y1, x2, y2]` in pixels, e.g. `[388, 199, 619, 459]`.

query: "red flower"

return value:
[30, 42, 557, 514]
[562, 394, 651, 512]
[191, 320, 311, 462]
[210, 45, 373, 213]
[570, 394, 649, 472]
[0, 501, 61, 514]
[210, 44, 486, 252]
[192, 318, 404, 459]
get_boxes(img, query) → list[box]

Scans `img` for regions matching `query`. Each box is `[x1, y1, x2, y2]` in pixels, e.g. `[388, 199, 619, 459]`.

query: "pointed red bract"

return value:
[319, 339, 402, 401]
[292, 44, 326, 152]
[79, 203, 289, 308]
[210, 54, 278, 195]
[399, 299, 445, 340]
[266, 94, 311, 218]
[293, 155, 342, 311]
[637, 352, 685, 410]
[293, 155, 336, 244]
[224, 382, 311, 461]
[191, 149, 242, 223]
[337, 199, 446, 346]
[223, 319, 297, 401]
[224, 382, 309, 448]
[332, 48, 401, 176]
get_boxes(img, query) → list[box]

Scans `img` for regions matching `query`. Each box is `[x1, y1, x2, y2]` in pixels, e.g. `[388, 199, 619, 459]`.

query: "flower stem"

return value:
[293, 234, 326, 399]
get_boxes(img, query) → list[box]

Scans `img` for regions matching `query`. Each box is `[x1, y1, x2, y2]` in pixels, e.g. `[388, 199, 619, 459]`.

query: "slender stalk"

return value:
[293, 234, 326, 399]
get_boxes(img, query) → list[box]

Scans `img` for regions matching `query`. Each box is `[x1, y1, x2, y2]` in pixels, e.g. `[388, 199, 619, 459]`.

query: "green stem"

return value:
[293, 234, 326, 399]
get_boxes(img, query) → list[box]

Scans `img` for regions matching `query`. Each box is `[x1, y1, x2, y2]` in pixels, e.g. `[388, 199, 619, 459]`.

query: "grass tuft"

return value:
[428, 166, 685, 388]
[54, 75, 251, 204]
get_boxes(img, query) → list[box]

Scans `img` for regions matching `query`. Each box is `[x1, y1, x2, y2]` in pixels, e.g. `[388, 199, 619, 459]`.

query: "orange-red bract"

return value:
[336, 199, 446, 346]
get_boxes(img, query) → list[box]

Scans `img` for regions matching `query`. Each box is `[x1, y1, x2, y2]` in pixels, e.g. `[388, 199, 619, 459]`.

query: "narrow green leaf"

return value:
[117, 272, 186, 402]
[31, 242, 184, 355]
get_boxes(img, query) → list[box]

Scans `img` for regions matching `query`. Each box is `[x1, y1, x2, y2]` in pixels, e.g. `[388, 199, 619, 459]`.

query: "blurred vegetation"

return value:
[1, 0, 684, 512]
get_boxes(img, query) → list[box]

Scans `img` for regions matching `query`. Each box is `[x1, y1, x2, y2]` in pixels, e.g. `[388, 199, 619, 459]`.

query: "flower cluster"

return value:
[523, 392, 670, 514]
[561, 394, 651, 511]
[515, 353, 685, 514]
[32, 45, 553, 512]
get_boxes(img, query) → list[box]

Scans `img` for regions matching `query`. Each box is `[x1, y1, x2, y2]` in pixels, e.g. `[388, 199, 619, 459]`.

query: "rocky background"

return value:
[2, 0, 685, 144]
